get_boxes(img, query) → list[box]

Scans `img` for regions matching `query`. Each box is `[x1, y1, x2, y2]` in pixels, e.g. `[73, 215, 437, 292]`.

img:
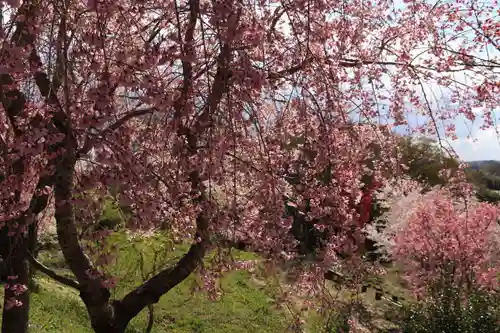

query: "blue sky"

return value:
[451, 122, 500, 161]
[393, 111, 500, 162]
[377, 0, 500, 162]
[2, 0, 498, 161]
[352, 80, 500, 162]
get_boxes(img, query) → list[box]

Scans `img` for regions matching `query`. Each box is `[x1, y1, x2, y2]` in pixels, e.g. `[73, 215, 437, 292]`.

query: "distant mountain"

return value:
[466, 160, 500, 176]
[465, 160, 500, 203]
[466, 160, 499, 167]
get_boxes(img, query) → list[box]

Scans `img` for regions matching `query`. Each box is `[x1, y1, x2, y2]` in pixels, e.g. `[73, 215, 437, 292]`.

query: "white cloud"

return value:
[472, 107, 485, 115]
[450, 126, 500, 161]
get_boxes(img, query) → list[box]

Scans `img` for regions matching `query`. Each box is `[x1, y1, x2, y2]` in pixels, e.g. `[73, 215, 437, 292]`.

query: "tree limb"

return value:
[266, 53, 499, 83]
[145, 305, 154, 333]
[77, 107, 157, 157]
[28, 253, 80, 291]
[115, 0, 239, 324]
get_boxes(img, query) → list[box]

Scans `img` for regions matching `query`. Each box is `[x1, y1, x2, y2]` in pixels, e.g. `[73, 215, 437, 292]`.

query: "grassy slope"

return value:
[0, 230, 409, 332]
[1, 231, 288, 333]
[24, 270, 285, 333]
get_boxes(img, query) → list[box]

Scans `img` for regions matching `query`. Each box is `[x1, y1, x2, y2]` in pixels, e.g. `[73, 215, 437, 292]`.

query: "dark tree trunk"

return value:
[0, 2, 66, 333]
[0, 218, 38, 333]
[83, 301, 141, 333]
[46, 2, 234, 332]
[89, 318, 127, 333]
[1, 237, 31, 333]
[89, 322, 125, 333]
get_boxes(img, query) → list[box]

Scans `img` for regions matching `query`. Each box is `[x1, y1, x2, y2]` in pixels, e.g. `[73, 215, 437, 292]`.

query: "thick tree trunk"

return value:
[92, 326, 125, 333]
[1, 239, 31, 333]
[82, 301, 136, 333]
[49, 2, 236, 332]
[0, 217, 38, 333]
[88, 317, 126, 333]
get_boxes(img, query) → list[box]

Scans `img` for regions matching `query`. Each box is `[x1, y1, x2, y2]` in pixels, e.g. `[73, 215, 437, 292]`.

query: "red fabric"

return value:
[358, 179, 382, 227]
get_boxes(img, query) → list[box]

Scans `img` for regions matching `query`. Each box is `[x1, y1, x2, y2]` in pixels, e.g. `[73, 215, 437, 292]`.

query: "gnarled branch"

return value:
[28, 253, 80, 291]
[114, 0, 239, 325]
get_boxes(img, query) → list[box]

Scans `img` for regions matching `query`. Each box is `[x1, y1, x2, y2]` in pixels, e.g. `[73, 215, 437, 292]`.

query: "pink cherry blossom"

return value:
[370, 181, 500, 294]
[0, 0, 498, 332]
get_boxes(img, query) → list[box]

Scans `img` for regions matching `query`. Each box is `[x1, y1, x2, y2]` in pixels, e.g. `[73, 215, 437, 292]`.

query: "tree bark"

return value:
[0, 3, 44, 331]
[1, 234, 31, 333]
[48, 1, 238, 331]
[0, 2, 77, 332]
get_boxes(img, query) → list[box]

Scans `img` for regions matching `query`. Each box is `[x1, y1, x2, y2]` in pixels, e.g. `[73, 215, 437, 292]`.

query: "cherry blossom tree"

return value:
[366, 178, 500, 295]
[367, 178, 500, 333]
[0, 0, 499, 332]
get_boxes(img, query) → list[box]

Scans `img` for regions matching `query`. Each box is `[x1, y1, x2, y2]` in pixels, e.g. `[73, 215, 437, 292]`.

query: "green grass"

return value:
[1, 230, 288, 333]
[23, 270, 286, 333]
[1, 228, 415, 333]
[28, 277, 92, 332]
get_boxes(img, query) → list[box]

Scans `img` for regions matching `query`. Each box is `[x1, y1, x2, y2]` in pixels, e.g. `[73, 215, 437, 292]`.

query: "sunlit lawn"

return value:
[1, 231, 287, 333]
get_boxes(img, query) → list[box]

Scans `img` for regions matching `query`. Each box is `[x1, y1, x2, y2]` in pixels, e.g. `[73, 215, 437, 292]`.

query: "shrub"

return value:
[395, 286, 500, 333]
[366, 181, 500, 293]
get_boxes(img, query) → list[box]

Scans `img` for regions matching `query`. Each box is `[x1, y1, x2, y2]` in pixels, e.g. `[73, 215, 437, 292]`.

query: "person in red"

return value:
[358, 178, 382, 228]
[354, 178, 385, 261]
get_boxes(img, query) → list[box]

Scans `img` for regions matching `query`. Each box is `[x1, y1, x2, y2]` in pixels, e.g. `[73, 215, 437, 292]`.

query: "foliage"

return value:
[280, 130, 393, 257]
[367, 181, 500, 294]
[466, 161, 500, 203]
[362, 136, 462, 261]
[397, 137, 460, 188]
[394, 286, 500, 333]
[474, 183, 500, 203]
[370, 179, 500, 332]
[467, 161, 500, 178]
